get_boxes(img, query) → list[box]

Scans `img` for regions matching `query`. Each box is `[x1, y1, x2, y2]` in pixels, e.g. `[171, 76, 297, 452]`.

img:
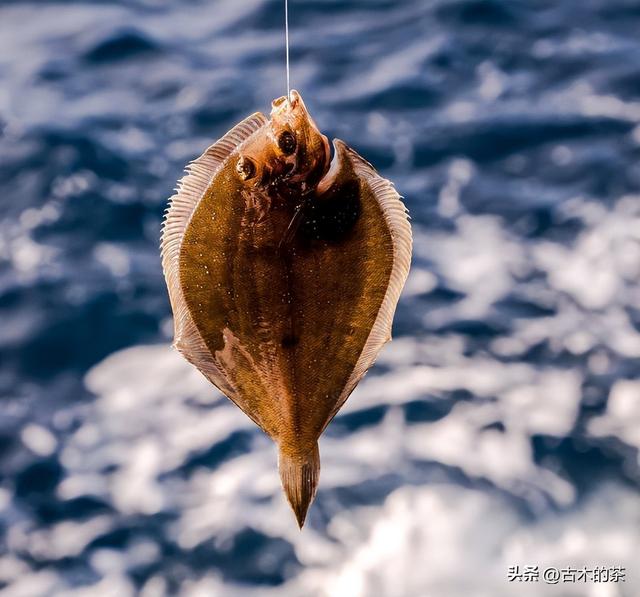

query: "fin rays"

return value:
[278, 443, 320, 528]
[322, 140, 413, 429]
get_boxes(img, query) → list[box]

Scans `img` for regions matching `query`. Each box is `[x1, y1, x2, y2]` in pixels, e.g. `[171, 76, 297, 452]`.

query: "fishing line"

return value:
[285, 0, 291, 101]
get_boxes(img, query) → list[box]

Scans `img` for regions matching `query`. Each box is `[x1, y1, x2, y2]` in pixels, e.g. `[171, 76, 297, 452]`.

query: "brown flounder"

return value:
[161, 91, 412, 527]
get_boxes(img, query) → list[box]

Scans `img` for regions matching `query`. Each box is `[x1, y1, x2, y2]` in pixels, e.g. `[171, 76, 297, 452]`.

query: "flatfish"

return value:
[161, 91, 412, 526]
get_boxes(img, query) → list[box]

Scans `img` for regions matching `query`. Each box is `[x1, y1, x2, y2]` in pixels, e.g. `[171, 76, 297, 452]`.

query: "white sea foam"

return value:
[589, 380, 640, 451]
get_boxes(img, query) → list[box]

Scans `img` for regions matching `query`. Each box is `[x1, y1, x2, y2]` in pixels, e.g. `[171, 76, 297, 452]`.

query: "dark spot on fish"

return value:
[281, 334, 299, 348]
[301, 179, 360, 242]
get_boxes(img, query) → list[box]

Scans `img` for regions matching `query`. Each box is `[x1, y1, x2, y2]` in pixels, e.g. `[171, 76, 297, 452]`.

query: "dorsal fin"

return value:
[160, 112, 268, 398]
[322, 139, 412, 428]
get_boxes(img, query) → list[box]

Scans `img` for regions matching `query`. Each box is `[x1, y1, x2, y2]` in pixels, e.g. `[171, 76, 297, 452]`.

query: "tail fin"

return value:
[278, 443, 320, 528]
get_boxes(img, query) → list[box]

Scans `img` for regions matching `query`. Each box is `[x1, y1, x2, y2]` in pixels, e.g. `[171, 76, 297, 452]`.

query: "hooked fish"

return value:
[161, 91, 412, 527]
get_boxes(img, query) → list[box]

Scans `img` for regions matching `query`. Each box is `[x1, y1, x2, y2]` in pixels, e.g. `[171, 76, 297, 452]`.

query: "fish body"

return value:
[161, 91, 412, 526]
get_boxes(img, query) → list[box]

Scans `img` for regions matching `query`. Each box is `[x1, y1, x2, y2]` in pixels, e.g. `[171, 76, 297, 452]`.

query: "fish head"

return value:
[266, 90, 331, 194]
[233, 91, 330, 198]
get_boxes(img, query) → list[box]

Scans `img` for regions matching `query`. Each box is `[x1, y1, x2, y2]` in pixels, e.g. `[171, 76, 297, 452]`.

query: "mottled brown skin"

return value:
[169, 91, 405, 526]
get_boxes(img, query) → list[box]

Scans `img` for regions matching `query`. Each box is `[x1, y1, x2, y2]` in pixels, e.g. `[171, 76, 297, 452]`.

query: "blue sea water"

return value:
[1, 0, 640, 595]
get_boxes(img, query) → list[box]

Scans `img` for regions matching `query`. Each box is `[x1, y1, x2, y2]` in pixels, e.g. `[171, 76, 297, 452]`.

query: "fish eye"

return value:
[236, 156, 257, 180]
[278, 131, 297, 156]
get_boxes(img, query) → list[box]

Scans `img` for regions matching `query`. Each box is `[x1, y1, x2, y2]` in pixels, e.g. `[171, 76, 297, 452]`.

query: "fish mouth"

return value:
[270, 91, 325, 140]
[271, 89, 305, 118]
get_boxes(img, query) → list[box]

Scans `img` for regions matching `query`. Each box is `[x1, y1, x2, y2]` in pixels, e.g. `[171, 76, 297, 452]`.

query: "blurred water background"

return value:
[2, 0, 640, 595]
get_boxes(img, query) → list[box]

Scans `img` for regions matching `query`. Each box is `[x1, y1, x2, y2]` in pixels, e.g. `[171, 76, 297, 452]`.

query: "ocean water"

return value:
[1, 0, 640, 595]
